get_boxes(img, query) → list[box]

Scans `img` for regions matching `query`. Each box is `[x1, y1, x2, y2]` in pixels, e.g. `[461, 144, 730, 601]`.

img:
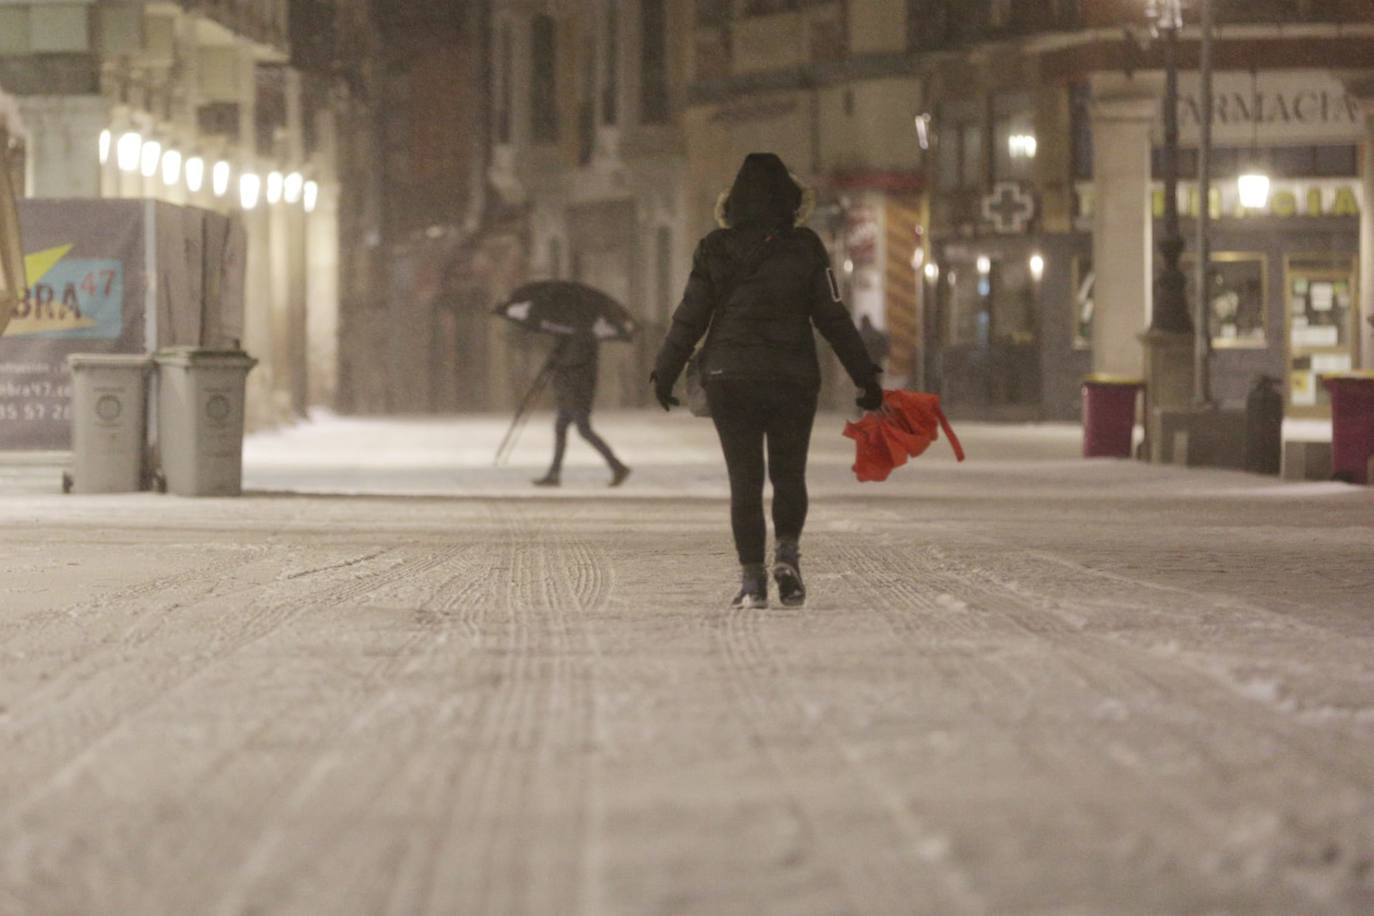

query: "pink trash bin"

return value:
[1082, 376, 1143, 459]
[1321, 372, 1374, 485]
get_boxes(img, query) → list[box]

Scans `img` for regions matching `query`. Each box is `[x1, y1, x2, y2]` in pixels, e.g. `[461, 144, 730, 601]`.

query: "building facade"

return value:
[448, 0, 696, 411]
[918, 0, 1374, 420]
[0, 0, 388, 430]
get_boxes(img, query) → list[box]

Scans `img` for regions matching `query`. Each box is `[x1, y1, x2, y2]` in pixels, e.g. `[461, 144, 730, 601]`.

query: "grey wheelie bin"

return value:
[154, 348, 258, 496]
[65, 354, 153, 494]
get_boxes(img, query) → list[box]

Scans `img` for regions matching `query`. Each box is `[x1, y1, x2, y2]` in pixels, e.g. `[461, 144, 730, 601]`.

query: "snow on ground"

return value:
[1, 412, 1373, 914]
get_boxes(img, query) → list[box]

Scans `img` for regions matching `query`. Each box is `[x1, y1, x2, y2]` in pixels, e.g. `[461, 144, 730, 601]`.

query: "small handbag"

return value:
[684, 351, 711, 417]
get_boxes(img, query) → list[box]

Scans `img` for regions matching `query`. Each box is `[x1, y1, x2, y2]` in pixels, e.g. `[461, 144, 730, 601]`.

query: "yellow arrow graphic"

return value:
[24, 244, 74, 285]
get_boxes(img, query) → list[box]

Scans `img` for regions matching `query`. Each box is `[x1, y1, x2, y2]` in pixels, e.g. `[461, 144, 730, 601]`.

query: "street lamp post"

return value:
[1137, 0, 1206, 462]
[1150, 0, 1192, 336]
[1193, 0, 1215, 406]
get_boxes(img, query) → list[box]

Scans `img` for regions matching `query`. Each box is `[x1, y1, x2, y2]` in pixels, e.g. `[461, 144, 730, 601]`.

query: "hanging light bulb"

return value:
[239, 172, 262, 210]
[977, 255, 991, 274]
[303, 180, 320, 214]
[212, 161, 232, 198]
[1237, 66, 1271, 211]
[284, 172, 304, 204]
[1237, 171, 1271, 210]
[99, 130, 112, 165]
[266, 171, 284, 205]
[140, 140, 162, 178]
[1029, 253, 1045, 280]
[116, 132, 143, 172]
[923, 261, 940, 282]
[161, 149, 182, 187]
[185, 157, 205, 193]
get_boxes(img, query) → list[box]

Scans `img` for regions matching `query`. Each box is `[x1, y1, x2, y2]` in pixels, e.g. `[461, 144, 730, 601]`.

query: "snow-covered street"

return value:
[2, 413, 1373, 914]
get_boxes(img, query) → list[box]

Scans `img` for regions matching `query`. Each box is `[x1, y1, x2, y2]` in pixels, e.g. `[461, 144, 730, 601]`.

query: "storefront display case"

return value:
[1285, 253, 1359, 415]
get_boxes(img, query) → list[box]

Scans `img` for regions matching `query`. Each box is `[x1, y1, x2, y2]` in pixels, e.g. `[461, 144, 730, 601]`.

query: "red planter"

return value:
[1082, 377, 1143, 459]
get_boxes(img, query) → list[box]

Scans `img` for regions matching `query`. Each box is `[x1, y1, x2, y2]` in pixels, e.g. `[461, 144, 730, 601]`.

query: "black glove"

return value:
[650, 372, 680, 412]
[856, 382, 884, 412]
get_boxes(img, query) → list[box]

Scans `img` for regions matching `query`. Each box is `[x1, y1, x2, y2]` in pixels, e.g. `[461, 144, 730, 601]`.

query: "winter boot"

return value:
[772, 539, 806, 607]
[731, 563, 768, 609]
[609, 463, 632, 488]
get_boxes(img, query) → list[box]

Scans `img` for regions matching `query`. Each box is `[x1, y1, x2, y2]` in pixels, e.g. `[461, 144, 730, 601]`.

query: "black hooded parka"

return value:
[653, 222, 878, 395]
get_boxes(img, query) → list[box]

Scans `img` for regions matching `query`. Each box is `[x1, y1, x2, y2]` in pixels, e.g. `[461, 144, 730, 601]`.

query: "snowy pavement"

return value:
[2, 413, 1373, 914]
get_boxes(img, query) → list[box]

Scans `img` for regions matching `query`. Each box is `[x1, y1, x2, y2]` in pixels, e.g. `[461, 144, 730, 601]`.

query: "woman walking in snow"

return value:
[651, 152, 882, 608]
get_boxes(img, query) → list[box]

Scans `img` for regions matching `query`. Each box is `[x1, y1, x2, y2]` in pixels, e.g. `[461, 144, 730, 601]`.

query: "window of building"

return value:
[603, 1, 620, 126]
[579, 29, 597, 163]
[1184, 253, 1268, 347]
[495, 23, 513, 144]
[944, 253, 1039, 348]
[641, 0, 669, 124]
[937, 104, 985, 191]
[743, 0, 793, 13]
[960, 122, 985, 188]
[945, 262, 987, 346]
[695, 0, 731, 25]
[989, 257, 1037, 344]
[993, 91, 1036, 182]
[1070, 82, 1093, 180]
[908, 0, 952, 50]
[531, 15, 559, 144]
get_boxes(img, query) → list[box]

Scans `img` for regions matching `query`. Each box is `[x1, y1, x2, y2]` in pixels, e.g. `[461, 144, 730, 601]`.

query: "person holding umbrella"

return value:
[651, 152, 882, 609]
[492, 280, 635, 487]
[533, 329, 631, 488]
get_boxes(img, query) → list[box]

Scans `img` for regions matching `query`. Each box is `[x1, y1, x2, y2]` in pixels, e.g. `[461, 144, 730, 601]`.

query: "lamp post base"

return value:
[1140, 328, 1196, 463]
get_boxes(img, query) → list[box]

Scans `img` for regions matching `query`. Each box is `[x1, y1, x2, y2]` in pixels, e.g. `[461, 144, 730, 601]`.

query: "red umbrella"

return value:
[843, 390, 965, 482]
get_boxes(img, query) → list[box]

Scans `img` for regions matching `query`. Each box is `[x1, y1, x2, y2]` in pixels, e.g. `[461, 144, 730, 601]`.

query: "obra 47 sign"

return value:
[5, 244, 124, 339]
[1076, 179, 1363, 223]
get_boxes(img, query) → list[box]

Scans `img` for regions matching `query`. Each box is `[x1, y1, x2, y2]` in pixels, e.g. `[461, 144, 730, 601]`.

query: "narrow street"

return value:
[2, 414, 1373, 914]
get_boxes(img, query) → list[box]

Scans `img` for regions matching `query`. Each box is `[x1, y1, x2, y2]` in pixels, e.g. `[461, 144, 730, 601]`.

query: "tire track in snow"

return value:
[1, 545, 461, 834]
[205, 543, 492, 916]
[414, 507, 608, 916]
[413, 507, 543, 914]
[0, 539, 270, 655]
[377, 509, 520, 914]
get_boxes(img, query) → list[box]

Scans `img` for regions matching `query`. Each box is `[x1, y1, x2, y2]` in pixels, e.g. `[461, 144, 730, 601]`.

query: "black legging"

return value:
[549, 408, 622, 474]
[706, 380, 818, 566]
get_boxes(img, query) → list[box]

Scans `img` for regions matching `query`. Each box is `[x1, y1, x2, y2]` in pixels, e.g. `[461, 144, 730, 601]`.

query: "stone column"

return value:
[1089, 82, 1158, 378]
[306, 181, 340, 409]
[1356, 88, 1374, 371]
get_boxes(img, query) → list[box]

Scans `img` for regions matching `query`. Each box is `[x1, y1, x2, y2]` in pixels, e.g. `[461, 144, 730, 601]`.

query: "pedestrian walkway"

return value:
[1, 413, 1371, 913]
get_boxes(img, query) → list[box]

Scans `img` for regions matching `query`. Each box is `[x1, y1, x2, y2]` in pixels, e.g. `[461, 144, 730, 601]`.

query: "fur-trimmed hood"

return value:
[715, 183, 815, 229]
[714, 153, 815, 229]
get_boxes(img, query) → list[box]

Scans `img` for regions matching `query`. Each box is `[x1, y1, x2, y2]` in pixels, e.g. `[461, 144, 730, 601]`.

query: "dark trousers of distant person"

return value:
[549, 408, 622, 475]
[706, 380, 817, 566]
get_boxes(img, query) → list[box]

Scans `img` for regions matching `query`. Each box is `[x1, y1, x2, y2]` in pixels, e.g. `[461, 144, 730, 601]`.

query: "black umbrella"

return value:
[493, 281, 637, 342]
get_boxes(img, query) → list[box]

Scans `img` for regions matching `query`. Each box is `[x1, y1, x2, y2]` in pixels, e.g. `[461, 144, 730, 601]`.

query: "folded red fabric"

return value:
[842, 390, 965, 482]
